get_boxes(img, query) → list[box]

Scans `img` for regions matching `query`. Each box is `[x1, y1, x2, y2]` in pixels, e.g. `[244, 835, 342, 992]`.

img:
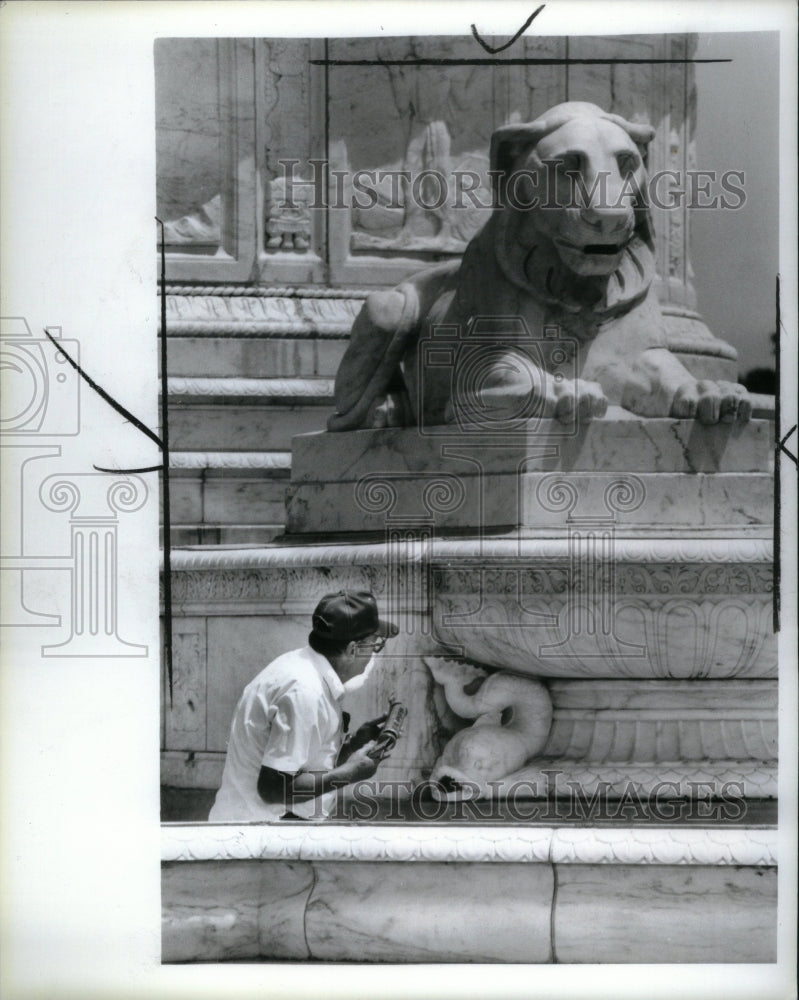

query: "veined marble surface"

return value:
[161, 859, 312, 962]
[286, 470, 773, 533]
[554, 864, 777, 963]
[305, 861, 554, 962]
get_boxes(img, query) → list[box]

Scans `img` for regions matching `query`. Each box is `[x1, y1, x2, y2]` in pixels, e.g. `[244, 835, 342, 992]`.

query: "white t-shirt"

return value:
[208, 646, 346, 822]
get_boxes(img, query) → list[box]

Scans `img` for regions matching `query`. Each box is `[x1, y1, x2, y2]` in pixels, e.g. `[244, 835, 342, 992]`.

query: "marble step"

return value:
[166, 377, 333, 451]
[166, 335, 347, 379]
[163, 451, 291, 534]
[167, 525, 285, 546]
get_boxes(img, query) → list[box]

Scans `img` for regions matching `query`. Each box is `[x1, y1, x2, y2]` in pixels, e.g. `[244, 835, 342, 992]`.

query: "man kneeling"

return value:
[208, 591, 398, 822]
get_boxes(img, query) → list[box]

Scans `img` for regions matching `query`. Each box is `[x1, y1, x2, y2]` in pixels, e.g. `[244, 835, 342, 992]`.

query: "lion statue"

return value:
[328, 101, 751, 431]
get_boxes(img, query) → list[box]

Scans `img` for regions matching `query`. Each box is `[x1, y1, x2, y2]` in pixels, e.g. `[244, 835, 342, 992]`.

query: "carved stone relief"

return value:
[426, 657, 553, 795]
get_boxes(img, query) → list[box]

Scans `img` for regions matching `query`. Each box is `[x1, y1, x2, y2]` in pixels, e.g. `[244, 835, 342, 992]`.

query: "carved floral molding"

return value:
[167, 537, 773, 572]
[161, 823, 777, 867]
[162, 293, 364, 336]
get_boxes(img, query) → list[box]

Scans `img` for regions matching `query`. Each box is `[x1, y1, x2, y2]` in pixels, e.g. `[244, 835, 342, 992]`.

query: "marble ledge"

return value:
[161, 824, 777, 867]
[166, 376, 334, 399]
[164, 534, 773, 572]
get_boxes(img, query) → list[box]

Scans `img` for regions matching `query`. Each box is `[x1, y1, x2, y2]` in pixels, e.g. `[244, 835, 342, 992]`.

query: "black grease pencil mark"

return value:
[323, 38, 331, 284]
[156, 217, 174, 705]
[471, 6, 546, 55]
[778, 425, 798, 465]
[94, 463, 165, 474]
[310, 58, 732, 67]
[773, 275, 781, 634]
[43, 327, 163, 450]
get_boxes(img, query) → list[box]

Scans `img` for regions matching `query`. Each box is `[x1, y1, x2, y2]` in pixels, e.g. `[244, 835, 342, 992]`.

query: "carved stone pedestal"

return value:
[287, 409, 772, 534]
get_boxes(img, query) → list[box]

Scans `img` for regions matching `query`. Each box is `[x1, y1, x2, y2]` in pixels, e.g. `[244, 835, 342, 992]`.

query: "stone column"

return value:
[654, 35, 740, 380]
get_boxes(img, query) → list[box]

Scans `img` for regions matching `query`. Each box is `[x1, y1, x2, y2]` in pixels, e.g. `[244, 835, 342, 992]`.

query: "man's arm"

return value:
[257, 743, 380, 808]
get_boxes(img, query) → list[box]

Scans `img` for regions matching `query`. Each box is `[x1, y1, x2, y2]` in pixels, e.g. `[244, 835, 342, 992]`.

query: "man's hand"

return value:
[348, 713, 389, 752]
[341, 742, 382, 782]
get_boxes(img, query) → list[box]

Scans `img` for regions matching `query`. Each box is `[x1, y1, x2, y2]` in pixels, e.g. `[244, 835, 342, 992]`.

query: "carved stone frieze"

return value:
[425, 657, 553, 796]
[499, 762, 776, 800]
[544, 714, 776, 763]
[168, 564, 396, 612]
[614, 562, 773, 594]
[542, 680, 777, 763]
[170, 569, 287, 607]
[166, 543, 775, 678]
[432, 563, 773, 596]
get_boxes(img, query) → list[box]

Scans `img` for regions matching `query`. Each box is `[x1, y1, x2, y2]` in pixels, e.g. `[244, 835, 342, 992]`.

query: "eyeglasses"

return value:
[354, 635, 387, 654]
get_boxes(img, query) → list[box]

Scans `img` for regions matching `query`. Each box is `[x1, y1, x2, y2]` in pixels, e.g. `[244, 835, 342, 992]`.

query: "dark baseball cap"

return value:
[311, 590, 399, 643]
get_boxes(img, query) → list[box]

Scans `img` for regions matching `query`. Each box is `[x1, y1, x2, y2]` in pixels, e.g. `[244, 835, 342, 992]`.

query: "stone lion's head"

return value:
[488, 102, 656, 305]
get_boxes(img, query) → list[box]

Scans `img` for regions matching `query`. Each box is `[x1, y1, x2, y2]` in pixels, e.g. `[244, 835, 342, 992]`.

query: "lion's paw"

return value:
[554, 378, 608, 425]
[671, 380, 752, 425]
